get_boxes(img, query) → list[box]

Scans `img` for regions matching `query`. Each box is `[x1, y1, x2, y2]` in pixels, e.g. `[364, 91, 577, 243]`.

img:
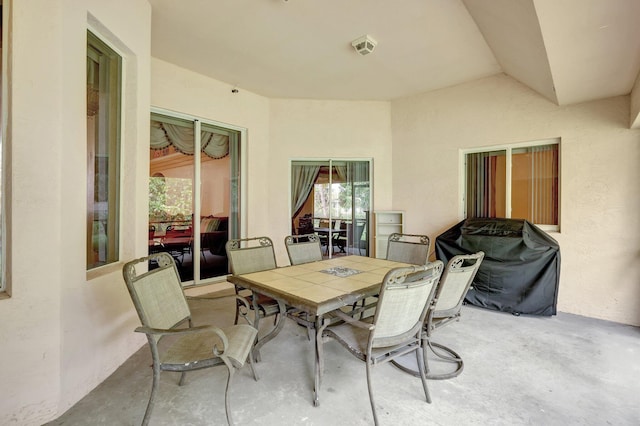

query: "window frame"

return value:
[0, 0, 9, 296]
[459, 138, 560, 232]
[149, 107, 247, 285]
[86, 29, 123, 270]
[290, 158, 373, 258]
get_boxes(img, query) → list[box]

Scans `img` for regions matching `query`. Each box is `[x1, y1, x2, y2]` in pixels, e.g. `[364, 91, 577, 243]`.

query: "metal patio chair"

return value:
[393, 251, 485, 380]
[122, 252, 258, 426]
[226, 236, 286, 360]
[284, 233, 324, 339]
[386, 232, 431, 265]
[356, 232, 432, 316]
[284, 233, 323, 265]
[317, 261, 444, 425]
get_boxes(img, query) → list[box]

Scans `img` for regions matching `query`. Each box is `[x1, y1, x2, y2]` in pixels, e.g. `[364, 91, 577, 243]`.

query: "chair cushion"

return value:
[201, 217, 221, 232]
[162, 324, 257, 369]
[201, 216, 229, 232]
[324, 319, 415, 362]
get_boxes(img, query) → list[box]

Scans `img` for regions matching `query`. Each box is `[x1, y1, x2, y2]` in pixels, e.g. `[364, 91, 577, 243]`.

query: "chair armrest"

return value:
[135, 324, 232, 357]
[234, 295, 255, 326]
[135, 324, 221, 336]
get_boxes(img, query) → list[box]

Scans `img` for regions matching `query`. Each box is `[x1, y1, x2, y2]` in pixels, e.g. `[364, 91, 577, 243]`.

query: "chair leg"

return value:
[417, 346, 432, 404]
[423, 335, 432, 378]
[221, 358, 236, 426]
[248, 349, 259, 381]
[178, 371, 187, 386]
[142, 364, 160, 426]
[306, 323, 314, 341]
[365, 360, 379, 426]
[234, 302, 240, 325]
[426, 340, 465, 380]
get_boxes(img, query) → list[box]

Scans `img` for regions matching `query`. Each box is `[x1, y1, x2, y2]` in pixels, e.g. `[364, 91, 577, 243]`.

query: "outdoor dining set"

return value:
[123, 232, 484, 425]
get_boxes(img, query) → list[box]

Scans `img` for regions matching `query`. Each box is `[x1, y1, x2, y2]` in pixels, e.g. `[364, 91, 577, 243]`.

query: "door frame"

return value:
[289, 157, 373, 258]
[150, 106, 247, 286]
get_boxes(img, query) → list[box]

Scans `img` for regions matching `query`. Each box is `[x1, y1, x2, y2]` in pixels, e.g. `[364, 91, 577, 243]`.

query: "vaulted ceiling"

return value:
[148, 0, 640, 109]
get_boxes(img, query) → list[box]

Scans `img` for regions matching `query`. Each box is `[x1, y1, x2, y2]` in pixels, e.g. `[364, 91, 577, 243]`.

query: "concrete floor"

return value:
[47, 294, 640, 426]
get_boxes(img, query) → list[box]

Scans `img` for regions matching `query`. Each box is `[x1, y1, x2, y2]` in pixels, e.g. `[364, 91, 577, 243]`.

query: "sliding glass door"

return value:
[149, 111, 241, 285]
[291, 159, 371, 258]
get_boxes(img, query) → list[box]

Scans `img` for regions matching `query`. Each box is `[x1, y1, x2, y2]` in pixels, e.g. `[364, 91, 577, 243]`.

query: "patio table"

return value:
[227, 255, 412, 406]
[314, 226, 347, 254]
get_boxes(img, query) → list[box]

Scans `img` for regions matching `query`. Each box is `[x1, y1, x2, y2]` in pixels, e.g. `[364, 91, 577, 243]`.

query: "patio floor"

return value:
[47, 293, 640, 425]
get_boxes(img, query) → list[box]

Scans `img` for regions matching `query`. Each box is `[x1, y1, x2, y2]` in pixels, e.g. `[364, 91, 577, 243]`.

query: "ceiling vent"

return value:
[351, 35, 377, 56]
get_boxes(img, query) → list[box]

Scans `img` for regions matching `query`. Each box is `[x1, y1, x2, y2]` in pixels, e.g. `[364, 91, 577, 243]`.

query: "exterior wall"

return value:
[0, 1, 151, 424]
[268, 98, 392, 265]
[391, 74, 640, 326]
[151, 59, 392, 266]
[151, 58, 271, 244]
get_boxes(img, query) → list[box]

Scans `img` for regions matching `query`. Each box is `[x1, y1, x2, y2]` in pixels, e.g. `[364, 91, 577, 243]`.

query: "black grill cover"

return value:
[435, 218, 560, 316]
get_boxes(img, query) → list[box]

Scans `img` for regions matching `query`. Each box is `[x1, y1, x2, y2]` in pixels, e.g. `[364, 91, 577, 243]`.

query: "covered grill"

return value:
[435, 218, 560, 316]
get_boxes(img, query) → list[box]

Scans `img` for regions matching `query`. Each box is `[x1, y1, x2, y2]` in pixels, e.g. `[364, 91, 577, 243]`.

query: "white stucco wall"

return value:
[151, 58, 271, 243]
[268, 98, 392, 265]
[391, 74, 640, 326]
[151, 59, 392, 266]
[0, 1, 151, 424]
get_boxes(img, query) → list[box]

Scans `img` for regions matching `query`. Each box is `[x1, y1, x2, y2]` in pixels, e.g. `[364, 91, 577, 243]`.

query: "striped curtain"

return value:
[466, 145, 558, 225]
[516, 145, 558, 225]
[466, 151, 505, 218]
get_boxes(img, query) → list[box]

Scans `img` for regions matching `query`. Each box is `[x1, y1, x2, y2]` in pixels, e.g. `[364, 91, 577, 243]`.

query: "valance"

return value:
[150, 121, 229, 159]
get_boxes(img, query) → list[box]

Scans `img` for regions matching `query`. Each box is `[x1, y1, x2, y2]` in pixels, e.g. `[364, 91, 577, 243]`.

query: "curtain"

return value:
[466, 151, 505, 218]
[346, 161, 369, 183]
[291, 165, 321, 216]
[346, 161, 370, 249]
[333, 163, 369, 183]
[467, 145, 558, 225]
[86, 54, 99, 117]
[150, 121, 229, 159]
[529, 145, 558, 225]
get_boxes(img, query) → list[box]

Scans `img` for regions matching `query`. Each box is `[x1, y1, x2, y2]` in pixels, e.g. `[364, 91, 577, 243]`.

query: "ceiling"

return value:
[148, 0, 640, 106]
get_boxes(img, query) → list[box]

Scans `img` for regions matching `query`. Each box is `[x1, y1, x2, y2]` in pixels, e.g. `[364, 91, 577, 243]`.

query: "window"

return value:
[463, 139, 559, 230]
[86, 31, 122, 269]
[313, 180, 369, 221]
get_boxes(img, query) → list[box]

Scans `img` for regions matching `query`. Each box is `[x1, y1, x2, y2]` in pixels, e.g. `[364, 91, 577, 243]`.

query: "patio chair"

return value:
[393, 251, 484, 380]
[356, 232, 432, 316]
[425, 251, 484, 378]
[317, 261, 444, 425]
[284, 234, 323, 339]
[284, 233, 323, 265]
[337, 220, 367, 255]
[386, 232, 431, 265]
[122, 252, 258, 426]
[331, 220, 347, 254]
[226, 236, 287, 360]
